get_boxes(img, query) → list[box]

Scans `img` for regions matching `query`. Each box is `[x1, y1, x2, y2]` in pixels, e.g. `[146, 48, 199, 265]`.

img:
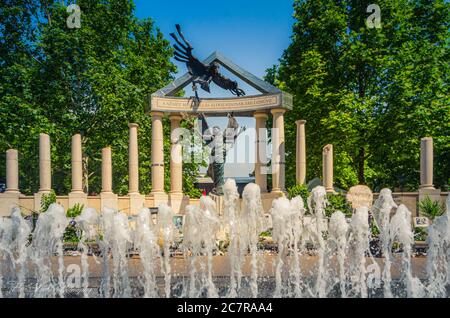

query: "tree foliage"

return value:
[267, 0, 449, 191]
[1, 0, 201, 196]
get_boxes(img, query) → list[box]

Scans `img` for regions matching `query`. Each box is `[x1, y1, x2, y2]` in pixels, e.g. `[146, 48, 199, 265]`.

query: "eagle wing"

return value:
[170, 24, 209, 78]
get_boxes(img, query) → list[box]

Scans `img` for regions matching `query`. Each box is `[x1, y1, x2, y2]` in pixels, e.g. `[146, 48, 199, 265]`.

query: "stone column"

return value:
[271, 108, 286, 193]
[169, 114, 183, 194]
[418, 137, 440, 213]
[69, 134, 87, 208]
[295, 120, 306, 185]
[420, 137, 434, 189]
[128, 123, 144, 214]
[254, 111, 268, 193]
[100, 146, 117, 209]
[323, 144, 334, 193]
[101, 147, 112, 193]
[5, 149, 19, 193]
[1, 149, 20, 216]
[151, 111, 165, 194]
[168, 114, 184, 213]
[34, 133, 51, 211]
[128, 123, 139, 194]
[71, 134, 83, 193]
[39, 133, 51, 192]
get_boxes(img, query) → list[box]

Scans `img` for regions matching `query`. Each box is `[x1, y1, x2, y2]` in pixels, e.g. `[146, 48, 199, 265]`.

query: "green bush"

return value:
[186, 187, 203, 199]
[66, 203, 84, 218]
[260, 229, 272, 237]
[287, 184, 310, 214]
[418, 196, 445, 220]
[414, 227, 427, 242]
[325, 193, 352, 218]
[64, 204, 84, 243]
[40, 190, 56, 212]
[370, 216, 380, 238]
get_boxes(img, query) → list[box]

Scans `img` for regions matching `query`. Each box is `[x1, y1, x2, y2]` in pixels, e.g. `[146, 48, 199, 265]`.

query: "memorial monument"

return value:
[149, 24, 292, 207]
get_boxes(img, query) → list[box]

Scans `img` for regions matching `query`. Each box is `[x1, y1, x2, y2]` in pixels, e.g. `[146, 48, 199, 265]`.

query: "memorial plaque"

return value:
[151, 94, 283, 115]
[346, 185, 373, 209]
[149, 207, 159, 214]
[413, 216, 430, 228]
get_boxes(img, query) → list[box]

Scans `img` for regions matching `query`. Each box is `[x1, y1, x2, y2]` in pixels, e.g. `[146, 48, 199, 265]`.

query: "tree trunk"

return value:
[358, 147, 366, 184]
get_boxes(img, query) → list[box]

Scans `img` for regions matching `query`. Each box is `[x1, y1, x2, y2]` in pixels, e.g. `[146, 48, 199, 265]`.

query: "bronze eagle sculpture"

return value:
[170, 24, 246, 99]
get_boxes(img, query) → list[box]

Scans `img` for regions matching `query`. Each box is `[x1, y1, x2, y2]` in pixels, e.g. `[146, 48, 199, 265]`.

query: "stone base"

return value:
[169, 192, 189, 214]
[128, 193, 145, 215]
[261, 191, 286, 213]
[34, 190, 52, 212]
[100, 192, 118, 210]
[0, 191, 21, 217]
[68, 191, 87, 209]
[151, 192, 169, 208]
[418, 188, 442, 207]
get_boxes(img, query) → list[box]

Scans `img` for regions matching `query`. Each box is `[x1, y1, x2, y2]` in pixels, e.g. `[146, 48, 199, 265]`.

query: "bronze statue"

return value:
[199, 113, 245, 195]
[170, 24, 246, 100]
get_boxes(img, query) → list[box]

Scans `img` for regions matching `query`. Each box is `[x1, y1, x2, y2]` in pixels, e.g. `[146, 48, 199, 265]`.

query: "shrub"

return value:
[64, 204, 84, 243]
[418, 196, 445, 220]
[66, 203, 84, 218]
[40, 190, 56, 212]
[287, 184, 310, 213]
[325, 193, 352, 218]
[414, 227, 427, 242]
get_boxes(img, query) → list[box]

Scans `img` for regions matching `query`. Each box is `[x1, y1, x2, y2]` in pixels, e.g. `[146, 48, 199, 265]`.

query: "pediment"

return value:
[152, 51, 282, 97]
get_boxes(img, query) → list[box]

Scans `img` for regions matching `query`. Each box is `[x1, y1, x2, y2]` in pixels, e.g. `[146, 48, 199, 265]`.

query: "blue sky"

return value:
[133, 0, 295, 177]
[133, 0, 295, 79]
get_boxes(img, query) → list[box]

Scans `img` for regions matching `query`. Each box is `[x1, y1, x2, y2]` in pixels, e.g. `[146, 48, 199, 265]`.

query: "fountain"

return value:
[0, 182, 449, 298]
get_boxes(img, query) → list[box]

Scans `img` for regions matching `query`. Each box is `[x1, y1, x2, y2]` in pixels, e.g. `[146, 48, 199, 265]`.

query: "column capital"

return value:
[421, 136, 433, 141]
[323, 144, 333, 154]
[6, 148, 18, 156]
[128, 123, 139, 129]
[151, 111, 165, 118]
[295, 119, 306, 126]
[169, 113, 183, 121]
[254, 111, 268, 119]
[270, 108, 286, 116]
[39, 132, 49, 138]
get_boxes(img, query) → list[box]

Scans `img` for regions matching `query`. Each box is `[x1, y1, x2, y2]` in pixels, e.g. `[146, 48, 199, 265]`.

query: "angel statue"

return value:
[199, 113, 246, 195]
[170, 24, 246, 100]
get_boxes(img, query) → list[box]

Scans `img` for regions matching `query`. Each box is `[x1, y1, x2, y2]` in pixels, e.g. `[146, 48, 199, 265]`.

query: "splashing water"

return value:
[307, 186, 328, 297]
[271, 197, 291, 297]
[134, 207, 159, 298]
[75, 207, 99, 298]
[328, 211, 349, 297]
[348, 206, 370, 298]
[183, 196, 220, 297]
[0, 184, 449, 298]
[241, 183, 266, 298]
[157, 203, 174, 298]
[0, 216, 12, 298]
[10, 207, 31, 298]
[389, 204, 425, 297]
[426, 195, 450, 297]
[222, 178, 242, 297]
[32, 203, 68, 298]
[372, 188, 397, 297]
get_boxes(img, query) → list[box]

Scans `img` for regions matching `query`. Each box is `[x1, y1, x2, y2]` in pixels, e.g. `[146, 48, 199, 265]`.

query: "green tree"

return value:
[267, 0, 449, 191]
[1, 0, 202, 197]
[0, 0, 54, 194]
